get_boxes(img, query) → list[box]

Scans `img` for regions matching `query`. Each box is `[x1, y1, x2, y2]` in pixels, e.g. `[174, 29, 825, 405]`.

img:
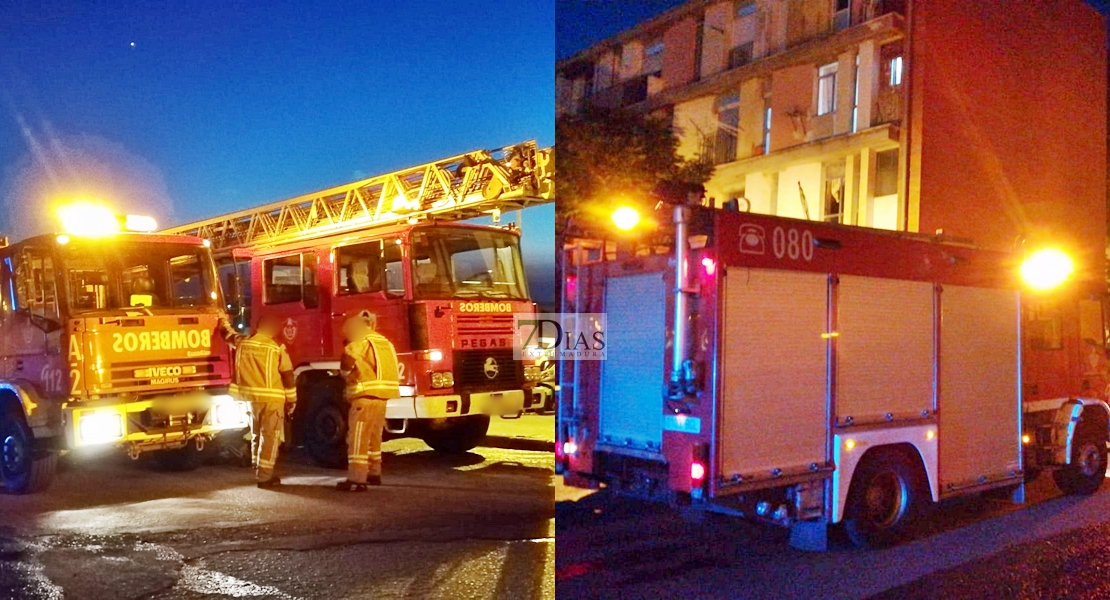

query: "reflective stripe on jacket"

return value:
[344, 332, 401, 400]
[232, 333, 295, 404]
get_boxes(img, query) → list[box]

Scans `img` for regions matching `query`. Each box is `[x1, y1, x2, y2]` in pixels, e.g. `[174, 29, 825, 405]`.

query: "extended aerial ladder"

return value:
[161, 140, 554, 252]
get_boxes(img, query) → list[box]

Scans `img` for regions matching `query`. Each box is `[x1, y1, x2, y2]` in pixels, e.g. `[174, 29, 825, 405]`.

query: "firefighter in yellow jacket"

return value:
[337, 310, 400, 491]
[221, 314, 296, 488]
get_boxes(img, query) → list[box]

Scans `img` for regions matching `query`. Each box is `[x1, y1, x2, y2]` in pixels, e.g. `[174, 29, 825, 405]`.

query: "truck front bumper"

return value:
[65, 391, 251, 451]
[386, 389, 526, 420]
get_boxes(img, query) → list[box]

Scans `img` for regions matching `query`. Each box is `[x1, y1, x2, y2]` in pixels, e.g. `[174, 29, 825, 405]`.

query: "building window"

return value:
[889, 55, 903, 86]
[823, 160, 846, 223]
[728, 42, 754, 69]
[736, 0, 757, 17]
[817, 62, 838, 116]
[715, 93, 740, 164]
[763, 104, 772, 153]
[832, 0, 850, 31]
[851, 54, 860, 132]
[875, 149, 899, 196]
[643, 40, 664, 76]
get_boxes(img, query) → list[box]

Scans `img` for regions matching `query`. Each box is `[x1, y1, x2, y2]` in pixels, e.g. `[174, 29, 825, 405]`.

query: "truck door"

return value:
[329, 238, 412, 387]
[4, 248, 66, 400]
[256, 250, 327, 364]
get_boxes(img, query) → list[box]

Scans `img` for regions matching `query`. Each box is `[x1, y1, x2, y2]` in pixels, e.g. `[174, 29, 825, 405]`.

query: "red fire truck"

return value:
[162, 142, 553, 464]
[559, 204, 1110, 550]
[0, 206, 249, 494]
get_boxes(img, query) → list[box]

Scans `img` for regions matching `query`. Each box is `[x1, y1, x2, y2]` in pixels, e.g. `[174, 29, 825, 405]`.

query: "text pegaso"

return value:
[111, 330, 212, 353]
[738, 224, 814, 262]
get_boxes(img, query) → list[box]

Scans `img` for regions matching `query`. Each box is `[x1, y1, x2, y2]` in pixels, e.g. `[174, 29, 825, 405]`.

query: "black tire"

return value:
[843, 449, 926, 549]
[154, 439, 203, 471]
[1053, 416, 1108, 496]
[0, 409, 57, 494]
[421, 415, 490, 453]
[305, 400, 349, 468]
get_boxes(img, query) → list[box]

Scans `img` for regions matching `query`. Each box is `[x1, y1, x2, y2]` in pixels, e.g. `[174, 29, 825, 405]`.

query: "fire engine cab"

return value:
[559, 203, 1110, 550]
[163, 141, 553, 463]
[0, 204, 249, 494]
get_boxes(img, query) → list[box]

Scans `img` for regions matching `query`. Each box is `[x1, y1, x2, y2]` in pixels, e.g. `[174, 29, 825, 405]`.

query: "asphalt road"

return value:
[0, 414, 554, 600]
[556, 470, 1110, 600]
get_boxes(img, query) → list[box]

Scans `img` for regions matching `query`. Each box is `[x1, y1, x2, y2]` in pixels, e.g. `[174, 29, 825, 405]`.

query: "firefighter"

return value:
[337, 310, 400, 492]
[221, 314, 296, 488]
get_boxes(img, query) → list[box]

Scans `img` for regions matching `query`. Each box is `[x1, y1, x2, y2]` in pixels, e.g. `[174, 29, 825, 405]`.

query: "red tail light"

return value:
[691, 461, 706, 482]
[562, 440, 578, 456]
[701, 257, 716, 276]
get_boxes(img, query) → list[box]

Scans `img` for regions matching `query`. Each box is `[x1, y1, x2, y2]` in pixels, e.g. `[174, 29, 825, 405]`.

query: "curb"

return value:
[482, 436, 555, 453]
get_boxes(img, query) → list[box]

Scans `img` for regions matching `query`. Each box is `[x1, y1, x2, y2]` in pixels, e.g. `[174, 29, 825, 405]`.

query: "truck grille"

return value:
[454, 349, 521, 392]
[108, 356, 224, 392]
[456, 314, 515, 336]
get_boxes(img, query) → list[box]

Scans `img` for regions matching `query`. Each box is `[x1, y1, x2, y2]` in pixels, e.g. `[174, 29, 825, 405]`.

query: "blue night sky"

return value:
[557, 0, 1110, 60]
[1, 0, 555, 305]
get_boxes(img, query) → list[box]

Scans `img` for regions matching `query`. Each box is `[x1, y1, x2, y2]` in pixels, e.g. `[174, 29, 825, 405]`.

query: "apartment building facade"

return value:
[556, 0, 1106, 272]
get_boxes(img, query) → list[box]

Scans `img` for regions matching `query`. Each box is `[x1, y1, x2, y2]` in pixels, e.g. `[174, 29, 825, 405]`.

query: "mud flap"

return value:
[789, 519, 828, 552]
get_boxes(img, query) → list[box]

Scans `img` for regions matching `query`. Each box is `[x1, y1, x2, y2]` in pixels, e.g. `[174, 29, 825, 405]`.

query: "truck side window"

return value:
[263, 254, 303, 304]
[1027, 302, 1063, 351]
[1079, 299, 1106, 348]
[263, 252, 318, 307]
[336, 241, 383, 295]
[13, 250, 60, 321]
[302, 252, 319, 309]
[384, 238, 404, 298]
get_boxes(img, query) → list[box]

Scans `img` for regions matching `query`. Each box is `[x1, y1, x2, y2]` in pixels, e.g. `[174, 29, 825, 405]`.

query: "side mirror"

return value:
[24, 310, 61, 334]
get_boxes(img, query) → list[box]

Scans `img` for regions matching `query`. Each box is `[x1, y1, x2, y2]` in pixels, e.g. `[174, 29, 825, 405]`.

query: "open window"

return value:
[337, 240, 385, 295]
[263, 252, 319, 308]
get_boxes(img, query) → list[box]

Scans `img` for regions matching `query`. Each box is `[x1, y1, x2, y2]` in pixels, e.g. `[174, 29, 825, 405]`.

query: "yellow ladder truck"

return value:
[162, 142, 553, 464]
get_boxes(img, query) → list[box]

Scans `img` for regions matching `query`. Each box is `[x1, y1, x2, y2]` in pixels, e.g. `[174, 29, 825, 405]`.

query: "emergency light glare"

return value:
[691, 461, 706, 482]
[428, 350, 444, 362]
[611, 206, 640, 231]
[56, 234, 70, 245]
[1021, 248, 1073, 290]
[124, 214, 158, 232]
[844, 439, 856, 451]
[57, 202, 120, 237]
[562, 441, 578, 456]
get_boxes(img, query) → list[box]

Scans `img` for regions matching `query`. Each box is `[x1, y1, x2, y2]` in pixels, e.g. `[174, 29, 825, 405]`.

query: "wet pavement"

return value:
[556, 471, 1110, 600]
[0, 415, 554, 599]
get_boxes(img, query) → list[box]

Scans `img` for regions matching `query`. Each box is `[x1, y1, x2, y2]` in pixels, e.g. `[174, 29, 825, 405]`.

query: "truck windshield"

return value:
[410, 228, 529, 300]
[60, 240, 218, 313]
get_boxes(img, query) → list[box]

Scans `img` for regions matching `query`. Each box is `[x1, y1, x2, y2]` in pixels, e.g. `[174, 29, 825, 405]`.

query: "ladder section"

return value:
[161, 141, 553, 253]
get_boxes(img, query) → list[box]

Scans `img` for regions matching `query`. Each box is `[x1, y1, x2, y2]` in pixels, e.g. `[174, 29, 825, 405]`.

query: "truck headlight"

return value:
[212, 395, 248, 426]
[523, 365, 541, 381]
[78, 411, 125, 444]
[430, 372, 454, 389]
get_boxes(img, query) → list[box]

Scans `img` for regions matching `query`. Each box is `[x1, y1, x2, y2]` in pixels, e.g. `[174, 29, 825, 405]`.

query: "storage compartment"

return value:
[719, 268, 829, 482]
[598, 272, 668, 454]
[835, 276, 935, 425]
[938, 285, 1022, 493]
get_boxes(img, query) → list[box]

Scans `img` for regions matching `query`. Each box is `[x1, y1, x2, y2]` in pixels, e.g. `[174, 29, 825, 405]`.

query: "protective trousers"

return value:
[347, 399, 387, 483]
[251, 401, 284, 483]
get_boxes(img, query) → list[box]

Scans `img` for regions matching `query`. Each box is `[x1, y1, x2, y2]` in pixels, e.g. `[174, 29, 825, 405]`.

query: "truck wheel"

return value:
[421, 415, 490, 453]
[843, 450, 924, 549]
[306, 401, 348, 468]
[154, 439, 203, 471]
[0, 410, 57, 494]
[1053, 417, 1108, 496]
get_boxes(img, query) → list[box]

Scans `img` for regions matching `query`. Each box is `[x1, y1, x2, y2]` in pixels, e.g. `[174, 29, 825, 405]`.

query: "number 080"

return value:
[772, 227, 814, 262]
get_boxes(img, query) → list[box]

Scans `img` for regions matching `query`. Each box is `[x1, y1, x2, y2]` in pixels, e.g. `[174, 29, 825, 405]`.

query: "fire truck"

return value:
[558, 203, 1110, 550]
[162, 141, 553, 464]
[0, 207, 250, 494]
